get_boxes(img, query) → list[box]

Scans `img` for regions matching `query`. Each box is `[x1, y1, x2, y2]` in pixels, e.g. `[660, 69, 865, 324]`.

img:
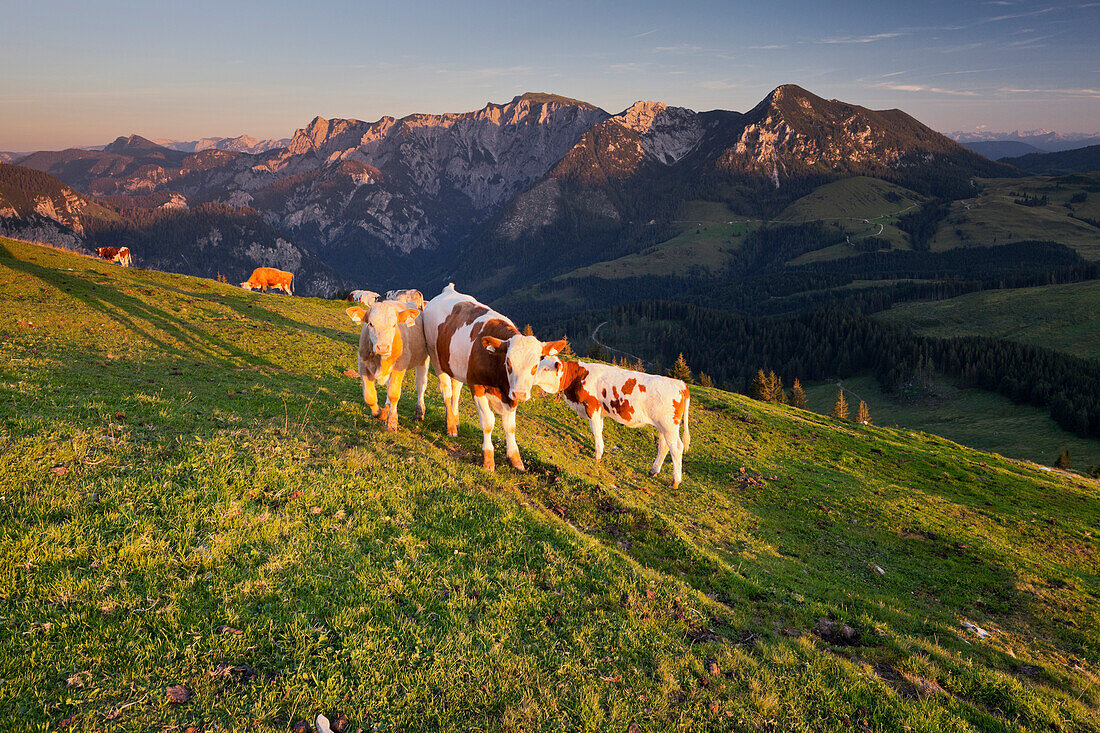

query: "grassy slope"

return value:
[805, 375, 1100, 470]
[1, 237, 1099, 732]
[776, 177, 924, 253]
[930, 176, 1100, 259]
[876, 280, 1100, 362]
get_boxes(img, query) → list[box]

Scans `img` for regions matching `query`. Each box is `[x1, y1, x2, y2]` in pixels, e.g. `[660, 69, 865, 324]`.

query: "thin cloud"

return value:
[746, 44, 788, 50]
[1002, 86, 1100, 98]
[653, 44, 705, 53]
[880, 71, 909, 78]
[819, 32, 904, 44]
[982, 6, 1056, 23]
[631, 29, 657, 38]
[875, 82, 979, 96]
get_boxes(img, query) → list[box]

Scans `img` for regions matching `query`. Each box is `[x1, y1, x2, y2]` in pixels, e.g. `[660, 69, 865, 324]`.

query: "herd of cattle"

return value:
[89, 252, 691, 486]
[343, 283, 691, 488]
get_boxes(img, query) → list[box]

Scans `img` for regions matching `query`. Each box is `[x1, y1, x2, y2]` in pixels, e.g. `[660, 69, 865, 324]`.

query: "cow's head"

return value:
[481, 335, 567, 404]
[239, 282, 254, 290]
[349, 301, 419, 358]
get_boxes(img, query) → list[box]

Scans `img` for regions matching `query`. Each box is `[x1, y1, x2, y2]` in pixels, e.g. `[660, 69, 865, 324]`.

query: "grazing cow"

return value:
[384, 289, 424, 309]
[240, 267, 294, 295]
[346, 300, 430, 431]
[348, 289, 380, 306]
[422, 283, 565, 471]
[95, 246, 131, 267]
[552, 361, 690, 489]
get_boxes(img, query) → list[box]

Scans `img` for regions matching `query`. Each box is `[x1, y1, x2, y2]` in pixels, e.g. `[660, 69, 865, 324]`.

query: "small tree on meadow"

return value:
[558, 337, 573, 357]
[831, 389, 850, 420]
[632, 358, 645, 371]
[751, 370, 768, 400]
[588, 342, 608, 361]
[698, 372, 714, 388]
[670, 353, 693, 383]
[766, 371, 787, 404]
[1054, 450, 1071, 470]
[523, 324, 534, 337]
[789, 378, 808, 409]
[856, 400, 871, 425]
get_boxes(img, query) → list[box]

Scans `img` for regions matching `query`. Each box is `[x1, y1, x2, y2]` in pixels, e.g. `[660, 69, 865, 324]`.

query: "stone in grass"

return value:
[812, 618, 861, 646]
[628, 723, 642, 733]
[705, 657, 720, 677]
[166, 684, 192, 704]
[328, 712, 350, 733]
[291, 721, 311, 733]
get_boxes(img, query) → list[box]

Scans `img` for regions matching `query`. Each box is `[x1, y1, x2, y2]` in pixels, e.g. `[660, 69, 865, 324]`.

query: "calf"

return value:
[384, 289, 424, 309]
[422, 283, 564, 471]
[348, 289, 380, 306]
[553, 361, 690, 489]
[95, 246, 131, 267]
[346, 300, 430, 431]
[241, 267, 294, 295]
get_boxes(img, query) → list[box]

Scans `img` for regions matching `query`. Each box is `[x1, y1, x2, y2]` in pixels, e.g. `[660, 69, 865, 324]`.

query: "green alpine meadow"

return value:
[1, 237, 1098, 731]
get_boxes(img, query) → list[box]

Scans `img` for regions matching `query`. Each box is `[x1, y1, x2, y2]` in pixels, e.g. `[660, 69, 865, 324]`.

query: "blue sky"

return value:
[2, 0, 1098, 150]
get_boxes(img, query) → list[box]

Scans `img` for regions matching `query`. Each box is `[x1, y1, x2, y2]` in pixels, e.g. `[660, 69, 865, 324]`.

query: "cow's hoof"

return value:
[508, 454, 525, 472]
[671, 480, 681, 490]
[369, 408, 380, 418]
[482, 450, 495, 472]
[384, 416, 399, 432]
[379, 406, 390, 421]
[414, 406, 425, 421]
[647, 468, 659, 477]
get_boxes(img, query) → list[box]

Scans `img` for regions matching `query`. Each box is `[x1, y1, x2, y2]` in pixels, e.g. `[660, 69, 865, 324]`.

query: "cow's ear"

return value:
[482, 336, 504, 352]
[542, 339, 567, 356]
[397, 308, 419, 325]
[346, 306, 366, 324]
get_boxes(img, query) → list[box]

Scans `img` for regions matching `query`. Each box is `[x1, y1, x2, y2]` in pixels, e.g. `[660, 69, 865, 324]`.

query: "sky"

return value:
[2, 0, 1098, 151]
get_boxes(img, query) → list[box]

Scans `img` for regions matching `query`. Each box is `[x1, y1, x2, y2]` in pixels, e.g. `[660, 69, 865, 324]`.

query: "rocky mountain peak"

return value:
[103, 134, 165, 154]
[611, 101, 703, 164]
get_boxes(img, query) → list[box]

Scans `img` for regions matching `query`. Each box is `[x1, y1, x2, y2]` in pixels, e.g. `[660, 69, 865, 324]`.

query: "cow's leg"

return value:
[437, 373, 459, 436]
[361, 377, 380, 417]
[380, 370, 405, 432]
[449, 380, 463, 435]
[590, 410, 605, 460]
[501, 406, 524, 471]
[649, 430, 670, 477]
[472, 392, 496, 471]
[667, 423, 685, 490]
[413, 360, 429, 421]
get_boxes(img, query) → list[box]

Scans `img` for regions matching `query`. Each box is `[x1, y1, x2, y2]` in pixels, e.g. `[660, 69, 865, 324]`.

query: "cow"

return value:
[95, 246, 131, 267]
[422, 283, 565, 472]
[551, 360, 690, 489]
[384, 289, 424, 309]
[240, 267, 294, 295]
[345, 299, 430, 431]
[348, 289, 380, 306]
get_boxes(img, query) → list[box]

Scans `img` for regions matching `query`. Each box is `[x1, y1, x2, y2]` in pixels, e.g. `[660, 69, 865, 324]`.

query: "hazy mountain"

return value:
[1002, 144, 1100, 175]
[961, 140, 1043, 160]
[153, 135, 291, 154]
[949, 129, 1100, 153]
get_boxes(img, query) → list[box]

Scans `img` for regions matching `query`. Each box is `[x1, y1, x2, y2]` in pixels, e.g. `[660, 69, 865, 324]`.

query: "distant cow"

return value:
[384, 289, 424, 309]
[422, 283, 565, 471]
[553, 361, 690, 489]
[95, 246, 131, 267]
[348, 290, 380, 306]
[346, 300, 430, 431]
[241, 267, 294, 295]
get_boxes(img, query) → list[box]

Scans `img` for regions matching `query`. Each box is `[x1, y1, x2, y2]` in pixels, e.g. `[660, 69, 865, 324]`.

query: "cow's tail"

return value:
[681, 395, 691, 453]
[290, 274, 295, 296]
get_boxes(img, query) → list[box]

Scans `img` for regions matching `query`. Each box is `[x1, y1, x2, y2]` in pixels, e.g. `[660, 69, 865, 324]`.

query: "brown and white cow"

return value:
[422, 283, 565, 471]
[241, 267, 294, 295]
[384, 289, 424, 310]
[95, 246, 131, 267]
[552, 360, 691, 489]
[346, 299, 430, 431]
[348, 289, 380, 306]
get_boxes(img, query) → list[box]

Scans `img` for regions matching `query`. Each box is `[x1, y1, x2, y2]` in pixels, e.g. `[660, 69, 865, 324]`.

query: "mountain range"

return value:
[2, 84, 1013, 295]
